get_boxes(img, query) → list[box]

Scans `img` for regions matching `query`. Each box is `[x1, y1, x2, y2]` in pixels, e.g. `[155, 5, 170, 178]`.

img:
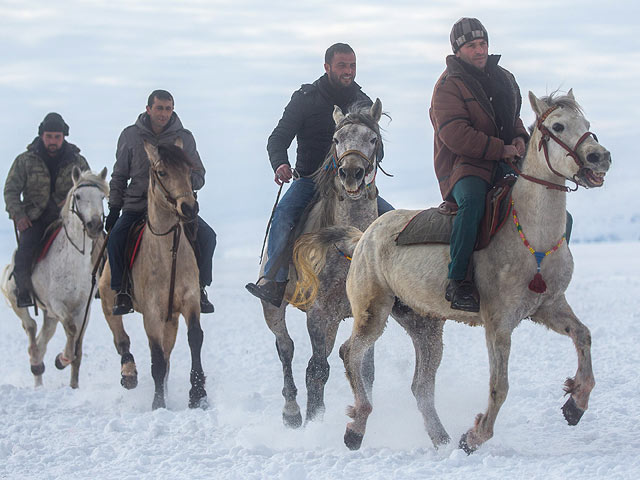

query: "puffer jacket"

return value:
[4, 138, 89, 221]
[429, 54, 529, 201]
[109, 112, 206, 212]
[267, 73, 373, 177]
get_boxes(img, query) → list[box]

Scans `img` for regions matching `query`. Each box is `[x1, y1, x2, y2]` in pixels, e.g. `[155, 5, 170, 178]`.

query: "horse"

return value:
[1, 167, 108, 388]
[98, 141, 207, 410]
[295, 90, 611, 452]
[257, 99, 392, 427]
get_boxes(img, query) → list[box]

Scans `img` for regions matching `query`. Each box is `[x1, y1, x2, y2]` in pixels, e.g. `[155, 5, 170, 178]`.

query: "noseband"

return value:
[509, 105, 598, 192]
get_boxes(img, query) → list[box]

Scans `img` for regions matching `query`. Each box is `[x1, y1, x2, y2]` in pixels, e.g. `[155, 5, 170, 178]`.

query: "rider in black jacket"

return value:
[246, 43, 393, 307]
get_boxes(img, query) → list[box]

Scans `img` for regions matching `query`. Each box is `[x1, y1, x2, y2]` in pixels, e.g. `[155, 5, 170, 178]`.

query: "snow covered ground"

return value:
[1, 241, 639, 479]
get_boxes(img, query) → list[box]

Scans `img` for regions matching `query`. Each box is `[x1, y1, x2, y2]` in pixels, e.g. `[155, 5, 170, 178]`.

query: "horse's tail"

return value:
[290, 225, 363, 309]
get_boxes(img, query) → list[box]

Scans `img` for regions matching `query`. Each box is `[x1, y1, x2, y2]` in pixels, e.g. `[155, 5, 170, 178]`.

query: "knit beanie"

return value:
[450, 17, 488, 53]
[38, 112, 69, 136]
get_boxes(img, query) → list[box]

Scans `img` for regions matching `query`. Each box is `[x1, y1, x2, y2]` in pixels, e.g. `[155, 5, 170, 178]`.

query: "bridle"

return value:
[66, 182, 106, 254]
[508, 105, 598, 193]
[150, 161, 195, 208]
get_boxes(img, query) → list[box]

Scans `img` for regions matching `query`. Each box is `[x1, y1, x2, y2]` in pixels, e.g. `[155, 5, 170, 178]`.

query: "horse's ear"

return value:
[567, 88, 575, 100]
[71, 166, 81, 185]
[333, 105, 345, 125]
[174, 137, 184, 149]
[99, 167, 107, 180]
[143, 140, 160, 166]
[370, 98, 382, 123]
[528, 91, 547, 117]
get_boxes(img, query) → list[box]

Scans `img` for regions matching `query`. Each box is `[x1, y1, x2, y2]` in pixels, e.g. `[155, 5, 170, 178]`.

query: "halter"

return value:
[66, 182, 106, 254]
[508, 105, 598, 193]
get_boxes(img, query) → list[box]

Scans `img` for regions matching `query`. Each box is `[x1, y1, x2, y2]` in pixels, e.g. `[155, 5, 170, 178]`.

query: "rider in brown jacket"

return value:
[430, 18, 529, 312]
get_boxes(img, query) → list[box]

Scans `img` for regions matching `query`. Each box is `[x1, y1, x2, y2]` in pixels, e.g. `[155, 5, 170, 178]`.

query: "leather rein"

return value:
[508, 105, 598, 193]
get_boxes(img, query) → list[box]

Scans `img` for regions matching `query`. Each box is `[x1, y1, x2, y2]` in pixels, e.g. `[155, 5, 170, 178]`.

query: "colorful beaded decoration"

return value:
[511, 199, 565, 293]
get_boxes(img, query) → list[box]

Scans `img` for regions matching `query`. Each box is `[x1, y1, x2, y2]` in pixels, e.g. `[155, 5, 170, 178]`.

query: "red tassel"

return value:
[528, 272, 547, 293]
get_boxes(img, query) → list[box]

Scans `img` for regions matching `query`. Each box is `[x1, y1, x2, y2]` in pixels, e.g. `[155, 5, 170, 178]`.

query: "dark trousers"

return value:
[107, 211, 216, 291]
[13, 204, 60, 291]
[264, 177, 394, 282]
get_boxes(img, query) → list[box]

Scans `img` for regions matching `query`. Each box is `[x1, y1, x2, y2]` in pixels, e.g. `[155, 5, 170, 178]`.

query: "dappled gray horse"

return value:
[259, 99, 387, 427]
[2, 167, 108, 388]
[297, 90, 611, 451]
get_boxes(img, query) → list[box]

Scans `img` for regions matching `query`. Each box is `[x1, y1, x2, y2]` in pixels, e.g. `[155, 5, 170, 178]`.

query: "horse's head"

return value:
[326, 98, 383, 200]
[68, 166, 108, 239]
[143, 139, 199, 222]
[529, 90, 611, 189]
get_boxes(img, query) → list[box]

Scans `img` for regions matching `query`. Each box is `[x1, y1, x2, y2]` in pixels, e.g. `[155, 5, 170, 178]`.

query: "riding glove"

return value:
[105, 208, 121, 232]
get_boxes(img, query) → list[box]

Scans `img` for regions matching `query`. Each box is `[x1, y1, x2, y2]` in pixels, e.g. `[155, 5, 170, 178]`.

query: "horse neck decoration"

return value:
[294, 90, 612, 453]
[260, 99, 385, 428]
[1, 167, 108, 389]
[99, 139, 207, 411]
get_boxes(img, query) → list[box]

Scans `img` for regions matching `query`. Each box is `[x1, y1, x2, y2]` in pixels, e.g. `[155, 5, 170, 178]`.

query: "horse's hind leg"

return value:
[393, 310, 450, 447]
[532, 298, 595, 425]
[264, 302, 302, 428]
[186, 311, 207, 409]
[339, 294, 392, 450]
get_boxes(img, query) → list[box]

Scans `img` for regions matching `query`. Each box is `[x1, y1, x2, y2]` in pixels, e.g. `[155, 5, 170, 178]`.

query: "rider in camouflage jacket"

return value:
[4, 113, 89, 307]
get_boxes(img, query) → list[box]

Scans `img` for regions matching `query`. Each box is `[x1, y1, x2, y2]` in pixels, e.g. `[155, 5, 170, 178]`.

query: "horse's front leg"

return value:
[100, 273, 138, 390]
[56, 315, 81, 388]
[186, 309, 207, 409]
[392, 309, 450, 448]
[32, 312, 59, 386]
[532, 297, 595, 425]
[263, 301, 302, 428]
[304, 308, 330, 423]
[460, 320, 513, 454]
[339, 295, 390, 450]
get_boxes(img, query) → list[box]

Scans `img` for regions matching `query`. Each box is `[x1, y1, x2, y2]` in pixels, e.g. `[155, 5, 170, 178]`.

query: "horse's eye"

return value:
[75, 194, 82, 202]
[158, 171, 167, 177]
[552, 123, 564, 132]
[333, 138, 339, 145]
[370, 138, 377, 145]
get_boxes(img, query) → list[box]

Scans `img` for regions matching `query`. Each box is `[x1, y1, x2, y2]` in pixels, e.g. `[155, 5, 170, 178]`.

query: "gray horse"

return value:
[259, 99, 394, 427]
[2, 167, 108, 388]
[296, 90, 611, 452]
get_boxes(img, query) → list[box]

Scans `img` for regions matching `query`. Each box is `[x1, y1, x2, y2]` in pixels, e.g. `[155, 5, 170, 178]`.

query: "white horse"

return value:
[295, 90, 611, 452]
[2, 167, 108, 388]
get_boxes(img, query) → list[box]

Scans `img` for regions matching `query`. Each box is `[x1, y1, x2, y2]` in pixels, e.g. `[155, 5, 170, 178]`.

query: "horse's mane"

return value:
[157, 144, 197, 170]
[62, 169, 109, 214]
[528, 90, 584, 133]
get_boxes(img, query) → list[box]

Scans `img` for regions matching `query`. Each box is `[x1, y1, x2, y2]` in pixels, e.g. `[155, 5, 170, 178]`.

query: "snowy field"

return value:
[1, 241, 639, 480]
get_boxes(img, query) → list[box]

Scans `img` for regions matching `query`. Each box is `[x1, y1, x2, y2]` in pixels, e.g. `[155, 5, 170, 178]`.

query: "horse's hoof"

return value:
[459, 433, 477, 455]
[31, 363, 45, 376]
[283, 411, 303, 429]
[121, 375, 138, 390]
[344, 428, 364, 450]
[55, 353, 68, 370]
[562, 397, 585, 426]
[189, 395, 209, 410]
[152, 396, 166, 410]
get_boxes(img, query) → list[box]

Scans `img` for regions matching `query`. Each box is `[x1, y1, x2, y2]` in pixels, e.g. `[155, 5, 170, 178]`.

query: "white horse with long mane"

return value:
[2, 167, 108, 388]
[295, 90, 611, 452]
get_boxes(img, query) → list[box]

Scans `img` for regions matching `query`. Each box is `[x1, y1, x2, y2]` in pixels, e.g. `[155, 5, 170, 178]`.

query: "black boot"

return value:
[245, 279, 287, 308]
[200, 287, 214, 314]
[446, 279, 480, 312]
[16, 288, 35, 308]
[112, 291, 134, 315]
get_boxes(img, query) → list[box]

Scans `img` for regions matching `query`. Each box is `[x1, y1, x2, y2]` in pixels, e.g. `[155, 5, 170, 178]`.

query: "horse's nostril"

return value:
[586, 153, 600, 164]
[338, 168, 346, 179]
[355, 168, 364, 180]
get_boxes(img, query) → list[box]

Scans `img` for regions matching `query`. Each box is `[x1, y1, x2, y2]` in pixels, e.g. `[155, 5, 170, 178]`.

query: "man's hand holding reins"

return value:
[15, 216, 32, 232]
[274, 164, 293, 186]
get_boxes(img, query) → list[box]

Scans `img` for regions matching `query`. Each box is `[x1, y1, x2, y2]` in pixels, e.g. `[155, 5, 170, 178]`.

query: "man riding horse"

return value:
[4, 113, 89, 307]
[246, 42, 394, 308]
[105, 89, 216, 315]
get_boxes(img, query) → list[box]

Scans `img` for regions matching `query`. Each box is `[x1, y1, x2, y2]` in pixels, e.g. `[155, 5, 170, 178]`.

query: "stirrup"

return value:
[112, 291, 134, 315]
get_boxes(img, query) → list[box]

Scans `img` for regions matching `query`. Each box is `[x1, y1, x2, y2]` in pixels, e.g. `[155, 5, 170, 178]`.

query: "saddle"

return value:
[34, 219, 63, 264]
[396, 175, 516, 250]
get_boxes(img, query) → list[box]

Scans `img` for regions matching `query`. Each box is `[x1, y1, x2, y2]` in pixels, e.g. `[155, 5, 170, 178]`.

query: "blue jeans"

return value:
[264, 177, 394, 282]
[448, 176, 489, 281]
[108, 211, 216, 291]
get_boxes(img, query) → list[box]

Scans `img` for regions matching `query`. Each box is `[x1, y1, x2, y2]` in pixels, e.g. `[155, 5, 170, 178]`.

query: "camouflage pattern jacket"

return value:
[4, 138, 89, 221]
